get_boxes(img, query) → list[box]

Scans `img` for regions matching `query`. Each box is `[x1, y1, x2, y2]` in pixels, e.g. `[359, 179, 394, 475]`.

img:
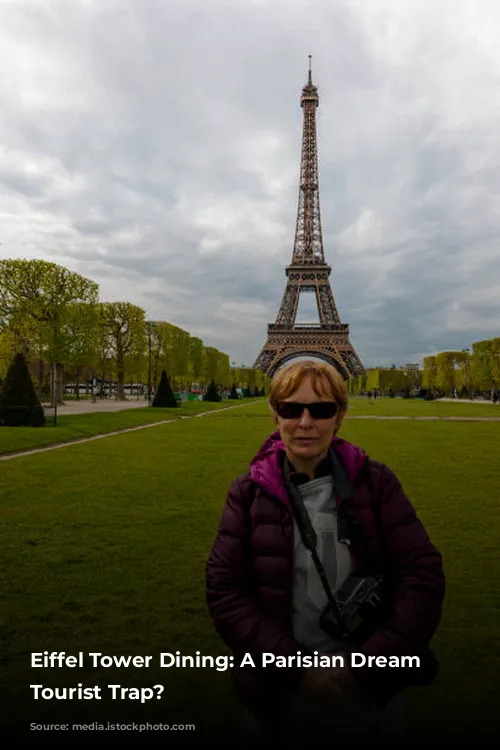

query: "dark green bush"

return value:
[204, 379, 220, 402]
[0, 352, 46, 427]
[152, 370, 178, 408]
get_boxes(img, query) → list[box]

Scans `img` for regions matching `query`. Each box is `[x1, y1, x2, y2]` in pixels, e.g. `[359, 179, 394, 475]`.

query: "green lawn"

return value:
[0, 398, 259, 455]
[346, 395, 500, 418]
[0, 400, 498, 743]
[2, 395, 499, 458]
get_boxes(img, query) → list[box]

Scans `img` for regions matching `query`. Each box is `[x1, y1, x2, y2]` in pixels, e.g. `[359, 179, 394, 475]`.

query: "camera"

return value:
[320, 573, 384, 644]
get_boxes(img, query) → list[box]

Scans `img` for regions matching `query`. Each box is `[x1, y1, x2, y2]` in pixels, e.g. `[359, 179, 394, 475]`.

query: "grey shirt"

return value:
[292, 475, 354, 653]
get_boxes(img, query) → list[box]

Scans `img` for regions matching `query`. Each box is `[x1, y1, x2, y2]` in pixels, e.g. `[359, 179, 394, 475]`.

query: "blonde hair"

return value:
[268, 359, 348, 435]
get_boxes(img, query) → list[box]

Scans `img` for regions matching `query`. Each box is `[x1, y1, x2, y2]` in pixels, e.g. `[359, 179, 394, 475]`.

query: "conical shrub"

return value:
[152, 370, 178, 407]
[0, 352, 46, 427]
[204, 379, 220, 402]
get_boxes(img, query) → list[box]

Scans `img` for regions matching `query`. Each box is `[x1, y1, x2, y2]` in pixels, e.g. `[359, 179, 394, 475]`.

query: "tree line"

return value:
[422, 340, 500, 397]
[348, 339, 500, 398]
[0, 259, 269, 403]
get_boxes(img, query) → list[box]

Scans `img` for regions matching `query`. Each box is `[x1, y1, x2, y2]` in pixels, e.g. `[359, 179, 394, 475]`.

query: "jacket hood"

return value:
[249, 430, 368, 507]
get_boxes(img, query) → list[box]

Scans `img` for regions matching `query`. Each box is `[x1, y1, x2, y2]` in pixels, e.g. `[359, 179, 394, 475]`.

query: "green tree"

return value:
[172, 326, 191, 388]
[145, 321, 162, 391]
[423, 356, 438, 394]
[366, 370, 379, 391]
[218, 352, 231, 389]
[204, 347, 219, 385]
[96, 313, 115, 395]
[61, 303, 99, 399]
[365, 368, 415, 396]
[144, 321, 190, 390]
[0, 352, 45, 427]
[436, 352, 461, 396]
[454, 351, 473, 398]
[0, 259, 98, 404]
[189, 337, 204, 385]
[0, 330, 20, 382]
[471, 340, 493, 391]
[99, 302, 146, 400]
[491, 338, 500, 389]
[161, 323, 191, 388]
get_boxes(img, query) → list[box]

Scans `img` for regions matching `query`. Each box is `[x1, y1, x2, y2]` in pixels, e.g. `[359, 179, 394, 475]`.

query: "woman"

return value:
[206, 360, 445, 744]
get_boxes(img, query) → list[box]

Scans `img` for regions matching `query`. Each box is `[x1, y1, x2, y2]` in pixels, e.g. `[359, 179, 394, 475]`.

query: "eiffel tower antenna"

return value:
[254, 61, 365, 379]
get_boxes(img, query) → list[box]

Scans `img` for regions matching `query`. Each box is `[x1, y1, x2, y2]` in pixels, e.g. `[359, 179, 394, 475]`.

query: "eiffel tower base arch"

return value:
[271, 348, 349, 379]
[254, 326, 364, 380]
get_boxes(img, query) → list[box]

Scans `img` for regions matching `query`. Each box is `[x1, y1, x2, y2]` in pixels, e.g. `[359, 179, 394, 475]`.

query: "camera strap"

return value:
[283, 448, 353, 639]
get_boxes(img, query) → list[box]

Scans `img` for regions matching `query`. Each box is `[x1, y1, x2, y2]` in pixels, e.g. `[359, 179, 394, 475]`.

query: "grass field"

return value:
[2, 395, 499, 457]
[0, 398, 258, 455]
[1, 399, 499, 743]
[342, 395, 500, 418]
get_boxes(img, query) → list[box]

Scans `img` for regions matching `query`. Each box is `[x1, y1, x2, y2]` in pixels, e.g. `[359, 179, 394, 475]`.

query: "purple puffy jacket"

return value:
[205, 432, 445, 722]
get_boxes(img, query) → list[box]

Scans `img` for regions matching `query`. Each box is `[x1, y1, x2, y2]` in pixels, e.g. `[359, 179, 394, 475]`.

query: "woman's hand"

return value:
[299, 654, 377, 708]
[299, 663, 356, 702]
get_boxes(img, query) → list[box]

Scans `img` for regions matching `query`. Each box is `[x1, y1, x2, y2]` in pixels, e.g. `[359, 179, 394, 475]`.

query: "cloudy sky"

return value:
[1, 0, 499, 368]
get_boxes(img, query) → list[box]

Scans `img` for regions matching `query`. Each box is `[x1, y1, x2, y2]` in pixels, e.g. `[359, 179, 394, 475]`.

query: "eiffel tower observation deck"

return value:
[254, 58, 365, 379]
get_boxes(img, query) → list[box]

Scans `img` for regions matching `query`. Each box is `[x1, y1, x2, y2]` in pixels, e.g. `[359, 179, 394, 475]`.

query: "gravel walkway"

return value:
[42, 398, 149, 415]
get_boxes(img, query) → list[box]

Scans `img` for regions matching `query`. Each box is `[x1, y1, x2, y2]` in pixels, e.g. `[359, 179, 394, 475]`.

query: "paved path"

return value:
[437, 397, 496, 404]
[43, 398, 150, 415]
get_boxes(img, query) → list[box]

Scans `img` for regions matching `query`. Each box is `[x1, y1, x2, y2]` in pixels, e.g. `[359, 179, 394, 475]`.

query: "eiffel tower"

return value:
[254, 58, 365, 379]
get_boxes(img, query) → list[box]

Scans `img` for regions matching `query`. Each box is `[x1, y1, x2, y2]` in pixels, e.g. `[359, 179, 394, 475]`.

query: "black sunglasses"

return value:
[275, 401, 338, 420]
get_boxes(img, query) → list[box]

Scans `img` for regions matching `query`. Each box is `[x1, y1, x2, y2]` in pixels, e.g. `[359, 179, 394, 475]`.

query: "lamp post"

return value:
[231, 360, 236, 385]
[147, 325, 152, 405]
[146, 321, 159, 405]
[461, 348, 471, 398]
[146, 321, 155, 405]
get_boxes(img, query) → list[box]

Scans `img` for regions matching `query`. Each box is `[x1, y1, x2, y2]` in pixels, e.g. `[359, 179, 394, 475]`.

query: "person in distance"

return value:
[206, 359, 445, 745]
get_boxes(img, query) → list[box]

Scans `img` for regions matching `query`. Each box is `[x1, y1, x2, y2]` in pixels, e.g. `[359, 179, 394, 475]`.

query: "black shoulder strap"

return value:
[329, 445, 353, 502]
[328, 446, 360, 545]
[282, 451, 351, 638]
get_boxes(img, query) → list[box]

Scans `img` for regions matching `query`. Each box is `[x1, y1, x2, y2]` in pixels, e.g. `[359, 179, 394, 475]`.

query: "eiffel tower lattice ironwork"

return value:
[254, 58, 365, 379]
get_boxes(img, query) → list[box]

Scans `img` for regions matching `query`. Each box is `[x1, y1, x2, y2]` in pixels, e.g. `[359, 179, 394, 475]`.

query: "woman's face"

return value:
[274, 374, 338, 474]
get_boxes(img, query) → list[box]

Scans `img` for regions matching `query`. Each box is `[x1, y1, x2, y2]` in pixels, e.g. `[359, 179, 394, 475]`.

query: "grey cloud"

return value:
[1, 0, 499, 369]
